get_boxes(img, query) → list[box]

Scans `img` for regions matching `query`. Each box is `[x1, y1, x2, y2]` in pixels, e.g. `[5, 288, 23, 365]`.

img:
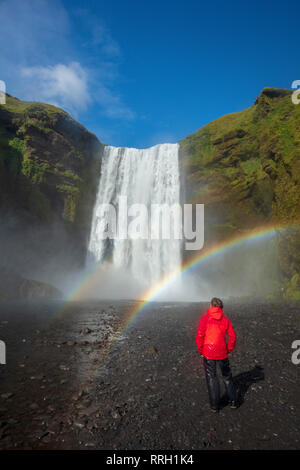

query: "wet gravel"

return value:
[0, 299, 299, 450]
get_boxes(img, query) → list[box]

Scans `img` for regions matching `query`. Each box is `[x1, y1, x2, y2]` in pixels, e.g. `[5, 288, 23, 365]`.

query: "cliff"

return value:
[179, 88, 300, 299]
[0, 94, 103, 284]
[1, 89, 299, 300]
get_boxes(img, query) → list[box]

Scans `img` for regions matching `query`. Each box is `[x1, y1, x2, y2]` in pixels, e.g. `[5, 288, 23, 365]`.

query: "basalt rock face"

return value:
[0, 95, 103, 285]
[0, 266, 62, 300]
[179, 88, 300, 299]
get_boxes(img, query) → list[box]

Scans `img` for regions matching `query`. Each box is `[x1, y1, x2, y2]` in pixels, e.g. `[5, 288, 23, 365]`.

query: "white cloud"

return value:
[20, 61, 135, 120]
[21, 62, 91, 115]
[0, 0, 135, 122]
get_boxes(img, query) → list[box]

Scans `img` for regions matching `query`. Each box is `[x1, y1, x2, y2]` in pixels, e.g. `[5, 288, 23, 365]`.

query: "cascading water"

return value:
[87, 143, 182, 289]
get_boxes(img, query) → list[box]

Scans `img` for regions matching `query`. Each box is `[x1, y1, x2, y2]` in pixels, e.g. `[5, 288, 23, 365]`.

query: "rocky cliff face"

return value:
[1, 89, 299, 300]
[179, 88, 300, 299]
[0, 266, 62, 300]
[0, 94, 103, 285]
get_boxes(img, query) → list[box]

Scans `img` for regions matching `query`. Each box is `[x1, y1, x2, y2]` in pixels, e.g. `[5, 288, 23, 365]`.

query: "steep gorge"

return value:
[0, 88, 299, 300]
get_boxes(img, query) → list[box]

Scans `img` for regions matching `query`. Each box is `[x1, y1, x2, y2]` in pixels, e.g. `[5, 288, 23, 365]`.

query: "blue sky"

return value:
[0, 0, 299, 147]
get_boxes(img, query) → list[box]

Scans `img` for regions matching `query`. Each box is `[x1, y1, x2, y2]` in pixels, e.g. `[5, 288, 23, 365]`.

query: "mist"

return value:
[56, 229, 281, 304]
[0, 139, 283, 304]
[0, 208, 86, 295]
[0, 198, 283, 304]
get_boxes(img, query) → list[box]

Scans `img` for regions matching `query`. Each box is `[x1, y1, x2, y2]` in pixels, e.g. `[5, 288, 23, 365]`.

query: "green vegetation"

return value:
[57, 184, 80, 222]
[9, 137, 26, 155]
[0, 128, 23, 182]
[0, 93, 102, 257]
[180, 88, 300, 299]
[21, 159, 52, 184]
[1, 89, 299, 298]
[4, 95, 68, 117]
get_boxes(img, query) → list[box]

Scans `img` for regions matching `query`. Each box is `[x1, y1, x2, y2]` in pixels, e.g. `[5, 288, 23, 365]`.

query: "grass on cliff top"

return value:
[3, 95, 99, 142]
[3, 94, 68, 117]
[180, 88, 300, 170]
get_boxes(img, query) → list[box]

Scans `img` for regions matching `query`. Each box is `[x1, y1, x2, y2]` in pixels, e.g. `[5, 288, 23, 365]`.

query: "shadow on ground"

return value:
[220, 365, 265, 409]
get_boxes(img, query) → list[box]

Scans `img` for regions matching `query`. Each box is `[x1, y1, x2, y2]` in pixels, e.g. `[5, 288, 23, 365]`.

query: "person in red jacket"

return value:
[196, 297, 237, 412]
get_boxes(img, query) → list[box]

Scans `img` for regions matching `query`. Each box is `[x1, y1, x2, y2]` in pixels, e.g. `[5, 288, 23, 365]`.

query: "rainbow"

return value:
[53, 222, 299, 369]
[62, 222, 298, 332]
[115, 222, 298, 330]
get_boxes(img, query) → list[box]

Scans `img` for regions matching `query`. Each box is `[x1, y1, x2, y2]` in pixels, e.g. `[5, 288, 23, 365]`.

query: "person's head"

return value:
[210, 297, 223, 309]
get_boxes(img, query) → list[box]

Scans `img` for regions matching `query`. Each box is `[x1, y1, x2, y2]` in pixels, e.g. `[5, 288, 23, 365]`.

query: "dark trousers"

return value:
[203, 357, 236, 409]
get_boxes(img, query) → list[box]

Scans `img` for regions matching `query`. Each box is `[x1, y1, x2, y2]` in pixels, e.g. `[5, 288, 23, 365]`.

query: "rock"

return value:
[48, 422, 61, 434]
[0, 95, 103, 280]
[77, 390, 85, 399]
[144, 346, 158, 355]
[259, 434, 270, 441]
[20, 278, 62, 300]
[8, 418, 18, 425]
[0, 266, 62, 301]
[1, 393, 14, 399]
[258, 87, 291, 100]
[111, 410, 120, 420]
[74, 418, 87, 429]
[29, 403, 39, 410]
[41, 434, 52, 444]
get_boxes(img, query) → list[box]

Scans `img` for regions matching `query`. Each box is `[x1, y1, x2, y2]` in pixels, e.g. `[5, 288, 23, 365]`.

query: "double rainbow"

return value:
[52, 222, 298, 369]
[65, 222, 298, 332]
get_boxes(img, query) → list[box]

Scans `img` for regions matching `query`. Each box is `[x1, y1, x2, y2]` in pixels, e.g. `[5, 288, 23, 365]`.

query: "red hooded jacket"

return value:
[196, 307, 236, 360]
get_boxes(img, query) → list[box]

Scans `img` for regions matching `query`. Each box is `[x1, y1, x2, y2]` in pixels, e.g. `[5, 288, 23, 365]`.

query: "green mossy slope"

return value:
[179, 88, 300, 299]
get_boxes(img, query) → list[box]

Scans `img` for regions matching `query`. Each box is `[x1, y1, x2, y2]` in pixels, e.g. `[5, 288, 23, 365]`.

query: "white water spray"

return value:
[87, 144, 182, 289]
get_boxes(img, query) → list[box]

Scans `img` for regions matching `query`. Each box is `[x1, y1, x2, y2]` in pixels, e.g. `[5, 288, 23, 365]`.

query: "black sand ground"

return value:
[0, 300, 299, 450]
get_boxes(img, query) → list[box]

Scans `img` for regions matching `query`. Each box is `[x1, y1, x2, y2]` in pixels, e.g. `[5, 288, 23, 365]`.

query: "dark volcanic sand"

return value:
[0, 299, 299, 450]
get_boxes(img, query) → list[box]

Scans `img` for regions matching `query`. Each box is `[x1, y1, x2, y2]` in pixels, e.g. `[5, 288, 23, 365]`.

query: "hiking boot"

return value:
[210, 407, 219, 413]
[229, 401, 238, 409]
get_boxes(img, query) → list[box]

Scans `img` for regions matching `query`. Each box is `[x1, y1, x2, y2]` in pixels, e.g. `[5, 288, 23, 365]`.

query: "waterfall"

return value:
[88, 143, 182, 288]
